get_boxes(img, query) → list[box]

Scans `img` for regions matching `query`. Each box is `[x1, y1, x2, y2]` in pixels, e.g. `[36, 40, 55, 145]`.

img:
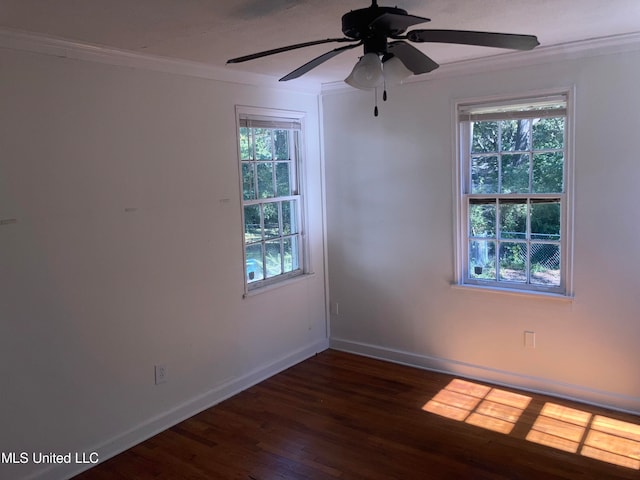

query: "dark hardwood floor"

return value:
[74, 350, 640, 479]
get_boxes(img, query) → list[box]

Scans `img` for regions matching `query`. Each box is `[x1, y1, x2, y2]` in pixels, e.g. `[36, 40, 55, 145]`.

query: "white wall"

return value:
[323, 48, 640, 413]
[0, 47, 328, 480]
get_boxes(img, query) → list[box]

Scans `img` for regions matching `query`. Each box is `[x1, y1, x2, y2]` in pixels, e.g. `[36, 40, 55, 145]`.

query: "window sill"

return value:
[243, 272, 316, 298]
[451, 283, 574, 302]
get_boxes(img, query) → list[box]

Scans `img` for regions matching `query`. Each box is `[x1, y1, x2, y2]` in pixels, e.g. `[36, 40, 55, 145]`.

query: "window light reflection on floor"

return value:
[422, 380, 640, 470]
[422, 378, 531, 434]
[527, 404, 640, 470]
[581, 415, 640, 469]
[526, 402, 591, 453]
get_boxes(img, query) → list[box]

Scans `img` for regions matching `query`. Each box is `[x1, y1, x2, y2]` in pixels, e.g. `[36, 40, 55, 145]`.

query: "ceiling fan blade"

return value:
[407, 29, 539, 50]
[386, 41, 439, 75]
[227, 38, 357, 64]
[279, 42, 362, 81]
[370, 12, 430, 33]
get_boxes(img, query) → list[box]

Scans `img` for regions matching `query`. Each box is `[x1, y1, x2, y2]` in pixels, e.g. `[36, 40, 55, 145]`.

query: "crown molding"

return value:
[0, 27, 321, 94]
[3, 27, 639, 97]
[321, 31, 640, 94]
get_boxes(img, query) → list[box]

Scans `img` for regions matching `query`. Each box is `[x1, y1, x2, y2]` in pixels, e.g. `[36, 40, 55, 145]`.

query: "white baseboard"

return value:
[330, 337, 640, 416]
[27, 338, 330, 480]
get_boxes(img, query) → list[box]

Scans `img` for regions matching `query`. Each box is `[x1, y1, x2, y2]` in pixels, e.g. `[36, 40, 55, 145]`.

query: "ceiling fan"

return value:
[227, 0, 539, 114]
[227, 0, 539, 80]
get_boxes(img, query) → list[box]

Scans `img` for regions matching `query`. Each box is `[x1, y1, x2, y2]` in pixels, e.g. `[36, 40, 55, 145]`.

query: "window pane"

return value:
[276, 162, 292, 196]
[469, 202, 496, 238]
[499, 242, 527, 282]
[531, 243, 561, 286]
[245, 244, 264, 282]
[265, 240, 283, 278]
[242, 162, 256, 200]
[254, 128, 273, 160]
[501, 154, 530, 193]
[283, 236, 300, 273]
[470, 240, 496, 280]
[500, 201, 527, 239]
[533, 117, 564, 150]
[257, 163, 275, 198]
[472, 121, 498, 153]
[262, 202, 280, 239]
[239, 116, 304, 288]
[500, 119, 531, 151]
[531, 201, 561, 240]
[533, 152, 563, 193]
[282, 200, 298, 235]
[471, 156, 498, 194]
[239, 127, 252, 160]
[460, 98, 569, 294]
[274, 129, 289, 160]
[244, 205, 261, 243]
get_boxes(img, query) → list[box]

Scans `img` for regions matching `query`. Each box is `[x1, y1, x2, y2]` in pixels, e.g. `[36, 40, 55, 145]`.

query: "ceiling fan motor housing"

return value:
[342, 6, 409, 39]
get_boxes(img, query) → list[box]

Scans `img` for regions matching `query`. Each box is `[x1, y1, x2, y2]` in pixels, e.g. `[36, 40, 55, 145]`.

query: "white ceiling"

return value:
[1, 0, 640, 85]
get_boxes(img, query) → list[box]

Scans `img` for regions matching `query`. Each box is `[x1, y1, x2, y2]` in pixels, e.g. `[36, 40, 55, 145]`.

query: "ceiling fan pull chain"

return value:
[383, 77, 388, 102]
[374, 87, 379, 117]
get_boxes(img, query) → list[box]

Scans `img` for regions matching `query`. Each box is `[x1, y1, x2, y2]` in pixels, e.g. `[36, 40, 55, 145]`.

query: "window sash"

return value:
[239, 115, 302, 131]
[458, 95, 567, 122]
[237, 113, 305, 292]
[457, 94, 570, 295]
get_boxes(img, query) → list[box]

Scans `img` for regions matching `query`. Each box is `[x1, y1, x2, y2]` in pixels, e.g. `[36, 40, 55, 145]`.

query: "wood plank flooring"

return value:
[73, 350, 640, 479]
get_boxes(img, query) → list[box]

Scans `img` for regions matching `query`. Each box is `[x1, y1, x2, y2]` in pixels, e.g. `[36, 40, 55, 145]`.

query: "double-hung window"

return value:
[237, 108, 305, 291]
[455, 92, 573, 296]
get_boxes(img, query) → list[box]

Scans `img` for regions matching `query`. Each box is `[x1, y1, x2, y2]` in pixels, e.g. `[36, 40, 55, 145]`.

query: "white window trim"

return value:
[235, 105, 310, 296]
[452, 88, 575, 298]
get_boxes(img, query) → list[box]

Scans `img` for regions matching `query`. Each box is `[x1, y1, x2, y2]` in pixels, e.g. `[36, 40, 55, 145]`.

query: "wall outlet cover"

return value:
[155, 364, 167, 384]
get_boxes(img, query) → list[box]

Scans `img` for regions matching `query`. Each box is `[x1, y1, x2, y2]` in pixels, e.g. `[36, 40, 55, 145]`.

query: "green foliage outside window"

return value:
[468, 116, 565, 286]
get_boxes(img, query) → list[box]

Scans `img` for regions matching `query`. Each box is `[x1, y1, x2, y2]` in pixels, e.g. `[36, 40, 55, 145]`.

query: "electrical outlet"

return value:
[155, 364, 167, 385]
[524, 331, 536, 348]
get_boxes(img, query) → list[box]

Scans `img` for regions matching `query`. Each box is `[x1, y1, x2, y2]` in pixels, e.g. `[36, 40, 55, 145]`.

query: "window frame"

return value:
[453, 90, 575, 297]
[235, 106, 308, 294]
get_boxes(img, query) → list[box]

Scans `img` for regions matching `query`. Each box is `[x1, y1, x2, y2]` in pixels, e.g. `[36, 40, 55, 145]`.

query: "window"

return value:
[455, 92, 573, 296]
[236, 108, 305, 291]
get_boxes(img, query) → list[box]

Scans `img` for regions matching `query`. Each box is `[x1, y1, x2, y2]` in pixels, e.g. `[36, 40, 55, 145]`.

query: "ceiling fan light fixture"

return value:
[345, 52, 383, 89]
[382, 56, 412, 85]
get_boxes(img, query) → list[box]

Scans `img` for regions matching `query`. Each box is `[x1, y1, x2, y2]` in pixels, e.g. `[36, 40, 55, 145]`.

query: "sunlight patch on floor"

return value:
[581, 415, 640, 469]
[526, 404, 640, 470]
[422, 379, 531, 434]
[423, 380, 640, 471]
[526, 403, 590, 453]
